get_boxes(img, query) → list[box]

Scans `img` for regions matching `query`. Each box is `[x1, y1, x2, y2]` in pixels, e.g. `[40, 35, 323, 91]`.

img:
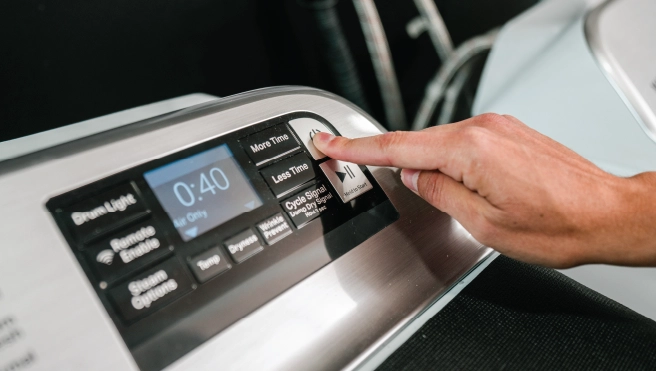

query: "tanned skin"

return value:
[313, 113, 656, 268]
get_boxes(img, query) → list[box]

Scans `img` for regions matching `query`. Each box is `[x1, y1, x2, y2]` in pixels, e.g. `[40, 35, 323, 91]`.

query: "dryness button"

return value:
[224, 229, 264, 263]
[320, 160, 373, 203]
[281, 181, 338, 228]
[61, 182, 149, 243]
[256, 213, 292, 245]
[260, 153, 317, 197]
[288, 118, 335, 160]
[241, 124, 301, 166]
[188, 247, 231, 283]
[108, 258, 193, 321]
[84, 219, 170, 282]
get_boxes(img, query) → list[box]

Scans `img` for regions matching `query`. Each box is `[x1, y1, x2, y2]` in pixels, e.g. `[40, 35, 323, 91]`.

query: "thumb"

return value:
[401, 169, 493, 242]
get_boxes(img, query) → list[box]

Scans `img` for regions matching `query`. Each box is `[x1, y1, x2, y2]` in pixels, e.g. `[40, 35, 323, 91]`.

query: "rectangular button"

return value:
[188, 247, 231, 283]
[256, 213, 292, 245]
[320, 160, 373, 203]
[61, 183, 149, 243]
[241, 124, 301, 166]
[84, 220, 170, 282]
[281, 182, 338, 228]
[260, 153, 316, 198]
[108, 258, 193, 321]
[224, 229, 264, 263]
[288, 118, 336, 160]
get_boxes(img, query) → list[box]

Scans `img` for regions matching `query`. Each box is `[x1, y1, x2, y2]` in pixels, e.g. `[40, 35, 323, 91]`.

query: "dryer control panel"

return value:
[46, 112, 398, 370]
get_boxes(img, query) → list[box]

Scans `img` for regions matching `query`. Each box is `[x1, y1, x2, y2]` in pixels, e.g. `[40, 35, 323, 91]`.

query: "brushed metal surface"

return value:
[0, 86, 491, 370]
[586, 0, 656, 141]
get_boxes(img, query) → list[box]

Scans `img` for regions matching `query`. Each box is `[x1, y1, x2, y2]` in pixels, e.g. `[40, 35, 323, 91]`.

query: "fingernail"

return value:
[401, 169, 420, 193]
[312, 132, 335, 145]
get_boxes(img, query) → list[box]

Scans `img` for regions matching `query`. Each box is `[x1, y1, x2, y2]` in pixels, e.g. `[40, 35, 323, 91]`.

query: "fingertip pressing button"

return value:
[288, 118, 335, 160]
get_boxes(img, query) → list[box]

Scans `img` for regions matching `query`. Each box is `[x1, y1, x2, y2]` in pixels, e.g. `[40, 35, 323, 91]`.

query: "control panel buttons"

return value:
[188, 247, 231, 283]
[288, 118, 335, 160]
[281, 181, 338, 228]
[224, 229, 264, 263]
[256, 213, 292, 245]
[260, 153, 317, 198]
[61, 183, 148, 243]
[84, 220, 170, 281]
[241, 124, 301, 166]
[108, 258, 193, 321]
[320, 160, 373, 203]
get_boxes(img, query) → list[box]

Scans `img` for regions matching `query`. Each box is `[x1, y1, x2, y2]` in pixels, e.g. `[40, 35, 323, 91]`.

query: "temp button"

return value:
[188, 247, 231, 283]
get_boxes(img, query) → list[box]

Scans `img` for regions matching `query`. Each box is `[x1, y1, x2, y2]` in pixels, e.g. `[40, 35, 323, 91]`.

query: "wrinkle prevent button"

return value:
[256, 213, 292, 245]
[288, 118, 336, 160]
[320, 160, 373, 203]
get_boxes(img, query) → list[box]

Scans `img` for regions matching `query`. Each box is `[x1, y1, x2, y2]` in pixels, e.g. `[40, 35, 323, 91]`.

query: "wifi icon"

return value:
[96, 250, 115, 265]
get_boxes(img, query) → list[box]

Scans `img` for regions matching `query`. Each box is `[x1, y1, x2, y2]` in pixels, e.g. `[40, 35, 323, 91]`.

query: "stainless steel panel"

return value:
[586, 0, 656, 141]
[0, 87, 491, 370]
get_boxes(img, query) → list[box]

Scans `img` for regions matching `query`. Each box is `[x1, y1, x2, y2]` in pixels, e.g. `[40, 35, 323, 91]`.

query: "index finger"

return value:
[312, 128, 459, 171]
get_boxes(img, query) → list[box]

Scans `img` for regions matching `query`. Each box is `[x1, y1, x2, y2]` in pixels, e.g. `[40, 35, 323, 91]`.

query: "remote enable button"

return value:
[320, 160, 373, 203]
[288, 118, 335, 160]
[188, 247, 231, 283]
[281, 181, 338, 228]
[256, 213, 292, 245]
[61, 183, 148, 243]
[260, 153, 316, 198]
[84, 219, 170, 282]
[242, 124, 300, 166]
[224, 229, 264, 263]
[108, 258, 193, 322]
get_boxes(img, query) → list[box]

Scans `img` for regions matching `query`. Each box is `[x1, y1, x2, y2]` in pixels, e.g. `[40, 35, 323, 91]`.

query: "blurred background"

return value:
[0, 0, 539, 142]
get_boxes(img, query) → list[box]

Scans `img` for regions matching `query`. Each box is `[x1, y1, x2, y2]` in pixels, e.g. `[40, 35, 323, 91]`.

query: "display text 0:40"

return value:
[173, 167, 230, 207]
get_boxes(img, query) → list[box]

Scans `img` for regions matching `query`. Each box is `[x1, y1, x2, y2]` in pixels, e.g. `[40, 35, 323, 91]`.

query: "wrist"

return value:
[602, 172, 656, 265]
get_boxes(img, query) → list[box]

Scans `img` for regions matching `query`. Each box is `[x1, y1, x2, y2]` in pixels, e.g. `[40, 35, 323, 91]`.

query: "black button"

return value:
[260, 153, 316, 198]
[61, 183, 149, 243]
[224, 229, 264, 263]
[108, 258, 193, 322]
[256, 213, 292, 245]
[281, 181, 339, 228]
[241, 124, 300, 166]
[84, 220, 170, 282]
[188, 247, 231, 283]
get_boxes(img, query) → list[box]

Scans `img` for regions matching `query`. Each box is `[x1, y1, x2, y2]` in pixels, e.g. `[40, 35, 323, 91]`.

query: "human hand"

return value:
[313, 113, 656, 268]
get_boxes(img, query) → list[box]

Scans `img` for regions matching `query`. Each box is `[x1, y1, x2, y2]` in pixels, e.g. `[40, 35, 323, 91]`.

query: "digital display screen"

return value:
[144, 145, 263, 241]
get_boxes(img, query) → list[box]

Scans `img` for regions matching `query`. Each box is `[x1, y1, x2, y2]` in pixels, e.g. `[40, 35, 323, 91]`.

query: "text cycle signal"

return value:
[96, 249, 115, 265]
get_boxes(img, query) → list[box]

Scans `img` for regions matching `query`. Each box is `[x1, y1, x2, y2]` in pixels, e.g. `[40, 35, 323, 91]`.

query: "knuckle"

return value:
[419, 172, 446, 208]
[376, 131, 407, 162]
[477, 113, 507, 128]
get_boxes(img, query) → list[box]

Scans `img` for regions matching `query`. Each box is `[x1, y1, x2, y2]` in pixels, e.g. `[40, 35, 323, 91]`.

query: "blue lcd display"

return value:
[144, 145, 263, 241]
